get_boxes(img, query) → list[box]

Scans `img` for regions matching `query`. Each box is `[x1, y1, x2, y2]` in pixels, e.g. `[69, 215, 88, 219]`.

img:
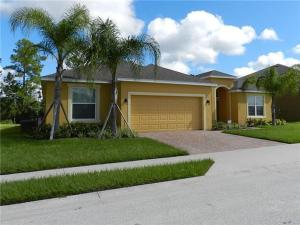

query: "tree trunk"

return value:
[271, 95, 276, 125]
[111, 75, 117, 136]
[22, 73, 26, 88]
[22, 66, 26, 88]
[49, 65, 63, 140]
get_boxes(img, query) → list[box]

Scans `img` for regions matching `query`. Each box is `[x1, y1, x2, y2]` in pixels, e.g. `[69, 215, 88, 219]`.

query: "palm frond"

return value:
[64, 3, 90, 27]
[10, 7, 55, 35]
[56, 4, 90, 47]
[121, 34, 160, 75]
[34, 41, 57, 59]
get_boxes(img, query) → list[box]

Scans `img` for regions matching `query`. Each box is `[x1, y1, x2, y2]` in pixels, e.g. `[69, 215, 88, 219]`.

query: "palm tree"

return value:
[72, 18, 160, 136]
[10, 4, 90, 140]
[243, 66, 300, 125]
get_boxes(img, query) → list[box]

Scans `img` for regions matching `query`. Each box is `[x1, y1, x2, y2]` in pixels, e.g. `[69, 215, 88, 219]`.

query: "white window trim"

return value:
[246, 94, 265, 118]
[68, 84, 100, 122]
[127, 92, 207, 130]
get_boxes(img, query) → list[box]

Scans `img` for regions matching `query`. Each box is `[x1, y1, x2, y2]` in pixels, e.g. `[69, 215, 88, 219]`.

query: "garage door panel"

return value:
[131, 95, 202, 132]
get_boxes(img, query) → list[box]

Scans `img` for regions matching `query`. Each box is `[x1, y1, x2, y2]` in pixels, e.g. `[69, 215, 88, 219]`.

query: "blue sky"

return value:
[1, 0, 300, 77]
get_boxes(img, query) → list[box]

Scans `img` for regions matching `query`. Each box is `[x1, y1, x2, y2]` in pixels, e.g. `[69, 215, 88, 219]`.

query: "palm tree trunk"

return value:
[50, 65, 63, 140]
[271, 95, 276, 125]
[111, 75, 117, 136]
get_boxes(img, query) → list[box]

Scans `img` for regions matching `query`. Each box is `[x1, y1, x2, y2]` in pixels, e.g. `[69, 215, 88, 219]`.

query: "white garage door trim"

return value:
[128, 92, 207, 130]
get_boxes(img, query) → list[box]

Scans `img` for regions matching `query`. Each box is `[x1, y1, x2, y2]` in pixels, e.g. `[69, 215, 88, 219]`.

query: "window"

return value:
[247, 95, 264, 117]
[71, 87, 96, 120]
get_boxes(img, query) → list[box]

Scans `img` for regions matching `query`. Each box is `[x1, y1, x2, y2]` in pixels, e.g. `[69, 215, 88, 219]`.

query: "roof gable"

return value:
[233, 64, 292, 90]
[196, 70, 237, 79]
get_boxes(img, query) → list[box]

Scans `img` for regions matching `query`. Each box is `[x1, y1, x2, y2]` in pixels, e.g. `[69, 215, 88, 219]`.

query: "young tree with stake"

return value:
[10, 5, 90, 139]
[70, 18, 160, 136]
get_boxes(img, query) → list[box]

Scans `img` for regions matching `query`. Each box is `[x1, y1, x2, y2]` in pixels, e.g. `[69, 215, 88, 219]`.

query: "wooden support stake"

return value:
[98, 103, 113, 138]
[115, 103, 134, 136]
[60, 101, 70, 127]
[39, 102, 53, 126]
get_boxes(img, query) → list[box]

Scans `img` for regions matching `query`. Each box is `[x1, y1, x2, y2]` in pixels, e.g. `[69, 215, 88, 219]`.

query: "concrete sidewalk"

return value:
[1, 144, 299, 182]
[1, 144, 300, 225]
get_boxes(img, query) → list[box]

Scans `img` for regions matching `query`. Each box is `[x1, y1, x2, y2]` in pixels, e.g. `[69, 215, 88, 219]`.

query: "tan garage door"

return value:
[131, 95, 202, 132]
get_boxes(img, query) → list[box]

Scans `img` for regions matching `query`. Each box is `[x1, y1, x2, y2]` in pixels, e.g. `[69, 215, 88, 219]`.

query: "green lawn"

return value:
[224, 122, 300, 144]
[0, 124, 187, 175]
[0, 159, 213, 205]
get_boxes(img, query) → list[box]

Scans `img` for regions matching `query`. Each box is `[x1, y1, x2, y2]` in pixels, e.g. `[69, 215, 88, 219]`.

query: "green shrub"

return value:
[227, 122, 243, 130]
[212, 121, 227, 130]
[33, 124, 51, 139]
[117, 128, 138, 138]
[246, 118, 269, 127]
[275, 118, 287, 126]
[212, 121, 242, 130]
[99, 128, 137, 139]
[33, 123, 137, 139]
[246, 118, 286, 127]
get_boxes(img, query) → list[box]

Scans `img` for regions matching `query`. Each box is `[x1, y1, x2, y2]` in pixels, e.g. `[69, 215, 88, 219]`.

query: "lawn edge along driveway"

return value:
[0, 159, 214, 205]
[224, 122, 300, 144]
[1, 125, 187, 175]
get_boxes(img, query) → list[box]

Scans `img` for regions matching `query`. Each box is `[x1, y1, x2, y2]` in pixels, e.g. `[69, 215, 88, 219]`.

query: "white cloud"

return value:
[234, 67, 255, 77]
[147, 10, 257, 73]
[234, 51, 300, 77]
[259, 28, 279, 41]
[0, 0, 144, 36]
[292, 44, 300, 54]
[161, 61, 191, 74]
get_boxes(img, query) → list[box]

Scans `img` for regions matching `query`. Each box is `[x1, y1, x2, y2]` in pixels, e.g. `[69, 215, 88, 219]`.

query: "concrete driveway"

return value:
[141, 130, 284, 154]
[1, 144, 300, 225]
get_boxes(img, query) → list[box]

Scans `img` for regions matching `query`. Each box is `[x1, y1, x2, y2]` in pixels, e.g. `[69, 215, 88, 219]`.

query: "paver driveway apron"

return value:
[141, 130, 284, 154]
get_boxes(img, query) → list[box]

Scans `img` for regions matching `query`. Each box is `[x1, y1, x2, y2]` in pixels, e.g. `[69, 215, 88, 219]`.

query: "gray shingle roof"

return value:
[42, 63, 214, 85]
[233, 64, 291, 91]
[196, 70, 237, 79]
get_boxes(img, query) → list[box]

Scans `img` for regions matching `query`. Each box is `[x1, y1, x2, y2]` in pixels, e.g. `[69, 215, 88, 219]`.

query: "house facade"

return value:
[41, 63, 277, 132]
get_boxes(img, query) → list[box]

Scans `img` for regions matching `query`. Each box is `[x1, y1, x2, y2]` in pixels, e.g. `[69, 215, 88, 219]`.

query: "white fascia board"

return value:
[118, 78, 218, 87]
[203, 75, 237, 80]
[42, 77, 218, 87]
[41, 77, 110, 84]
[230, 89, 269, 94]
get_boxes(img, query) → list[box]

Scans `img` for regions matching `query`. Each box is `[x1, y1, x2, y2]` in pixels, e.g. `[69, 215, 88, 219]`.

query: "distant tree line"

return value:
[0, 39, 46, 123]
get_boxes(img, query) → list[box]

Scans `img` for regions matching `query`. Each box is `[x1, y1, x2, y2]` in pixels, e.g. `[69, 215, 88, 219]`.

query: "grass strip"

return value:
[0, 159, 213, 205]
[224, 122, 300, 144]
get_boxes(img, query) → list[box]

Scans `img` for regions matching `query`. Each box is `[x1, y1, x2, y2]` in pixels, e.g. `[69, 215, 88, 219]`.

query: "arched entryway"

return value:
[216, 87, 230, 122]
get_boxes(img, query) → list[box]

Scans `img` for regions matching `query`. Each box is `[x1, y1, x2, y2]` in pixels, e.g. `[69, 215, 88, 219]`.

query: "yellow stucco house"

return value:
[41, 63, 274, 132]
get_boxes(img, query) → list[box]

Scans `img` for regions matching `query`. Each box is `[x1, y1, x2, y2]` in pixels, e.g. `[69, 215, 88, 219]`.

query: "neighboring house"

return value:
[41, 64, 293, 132]
[234, 64, 300, 122]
